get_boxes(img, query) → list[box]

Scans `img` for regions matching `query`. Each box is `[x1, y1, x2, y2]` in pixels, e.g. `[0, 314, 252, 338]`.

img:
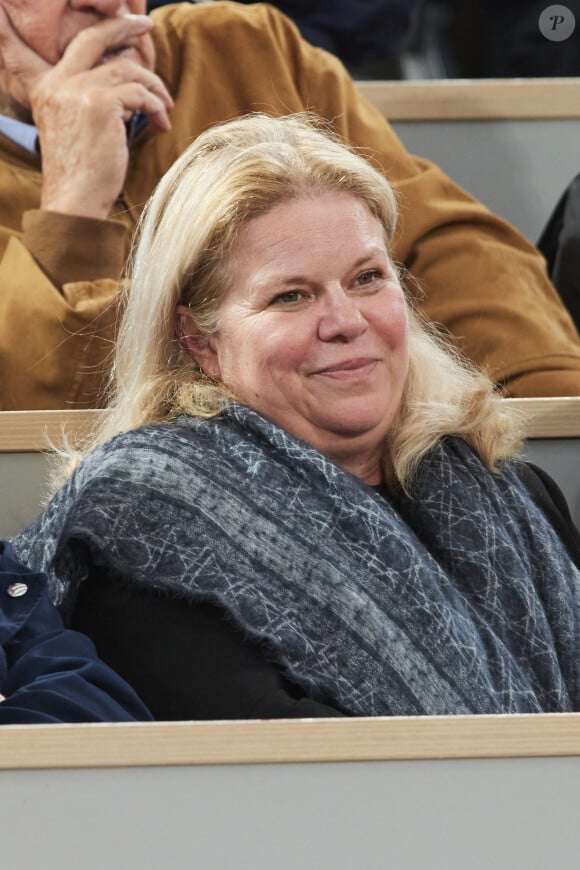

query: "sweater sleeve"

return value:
[71, 572, 347, 721]
[0, 238, 125, 411]
[0, 104, 136, 409]
[0, 198, 130, 410]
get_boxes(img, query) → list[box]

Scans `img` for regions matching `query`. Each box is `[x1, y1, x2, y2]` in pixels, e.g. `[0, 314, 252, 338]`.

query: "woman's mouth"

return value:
[312, 358, 380, 380]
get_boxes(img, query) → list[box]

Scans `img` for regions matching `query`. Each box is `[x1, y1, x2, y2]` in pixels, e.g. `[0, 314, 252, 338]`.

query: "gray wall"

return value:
[392, 118, 580, 243]
[523, 438, 580, 529]
[0, 451, 50, 537]
[2, 754, 580, 870]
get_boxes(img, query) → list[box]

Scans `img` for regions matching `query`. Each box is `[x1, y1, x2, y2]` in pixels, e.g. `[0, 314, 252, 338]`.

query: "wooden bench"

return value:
[1, 714, 580, 869]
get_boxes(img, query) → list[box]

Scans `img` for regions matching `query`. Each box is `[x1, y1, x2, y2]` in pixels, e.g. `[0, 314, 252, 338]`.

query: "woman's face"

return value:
[189, 192, 409, 482]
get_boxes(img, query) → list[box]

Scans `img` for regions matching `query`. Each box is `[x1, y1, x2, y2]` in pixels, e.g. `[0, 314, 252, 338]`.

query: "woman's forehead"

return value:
[237, 192, 387, 253]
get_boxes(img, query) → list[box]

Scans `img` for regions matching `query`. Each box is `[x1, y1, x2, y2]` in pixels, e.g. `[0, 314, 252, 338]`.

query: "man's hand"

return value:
[0, 9, 173, 219]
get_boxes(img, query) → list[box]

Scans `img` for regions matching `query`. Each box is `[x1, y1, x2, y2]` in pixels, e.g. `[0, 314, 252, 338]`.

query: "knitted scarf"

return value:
[11, 403, 580, 716]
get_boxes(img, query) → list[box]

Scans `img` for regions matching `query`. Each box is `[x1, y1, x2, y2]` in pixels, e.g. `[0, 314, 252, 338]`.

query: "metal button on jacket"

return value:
[7, 582, 28, 598]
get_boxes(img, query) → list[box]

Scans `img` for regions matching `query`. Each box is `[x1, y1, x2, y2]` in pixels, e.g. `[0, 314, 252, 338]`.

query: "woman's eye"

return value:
[271, 289, 304, 305]
[357, 269, 382, 286]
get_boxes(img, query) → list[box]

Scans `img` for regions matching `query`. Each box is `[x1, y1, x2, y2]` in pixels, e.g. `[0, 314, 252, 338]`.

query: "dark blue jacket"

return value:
[0, 542, 152, 724]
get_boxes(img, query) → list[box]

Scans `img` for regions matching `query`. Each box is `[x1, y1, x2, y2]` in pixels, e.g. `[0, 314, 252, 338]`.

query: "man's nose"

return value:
[70, 0, 134, 17]
[317, 285, 368, 342]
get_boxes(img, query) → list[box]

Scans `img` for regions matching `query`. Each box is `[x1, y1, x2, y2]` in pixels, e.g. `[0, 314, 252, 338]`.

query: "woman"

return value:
[11, 114, 580, 720]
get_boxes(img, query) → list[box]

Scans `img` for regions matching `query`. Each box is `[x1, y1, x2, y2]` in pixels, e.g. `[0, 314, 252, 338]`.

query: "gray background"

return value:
[2, 754, 580, 870]
[392, 118, 580, 244]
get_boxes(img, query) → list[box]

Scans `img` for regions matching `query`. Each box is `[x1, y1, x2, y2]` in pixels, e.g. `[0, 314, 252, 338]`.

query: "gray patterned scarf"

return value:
[11, 403, 580, 716]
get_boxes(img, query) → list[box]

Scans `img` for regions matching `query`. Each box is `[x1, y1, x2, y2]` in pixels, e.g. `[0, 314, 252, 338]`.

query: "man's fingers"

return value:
[83, 59, 174, 113]
[115, 84, 172, 133]
[58, 15, 154, 75]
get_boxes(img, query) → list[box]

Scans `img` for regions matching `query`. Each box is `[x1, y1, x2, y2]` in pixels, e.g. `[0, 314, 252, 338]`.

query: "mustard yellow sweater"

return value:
[1, 1, 579, 408]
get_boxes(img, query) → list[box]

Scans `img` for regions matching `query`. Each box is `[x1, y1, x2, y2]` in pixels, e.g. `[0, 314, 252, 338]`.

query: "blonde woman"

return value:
[12, 115, 580, 720]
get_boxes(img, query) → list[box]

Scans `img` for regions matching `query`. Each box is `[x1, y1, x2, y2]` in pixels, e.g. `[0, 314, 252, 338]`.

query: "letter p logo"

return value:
[539, 5, 576, 41]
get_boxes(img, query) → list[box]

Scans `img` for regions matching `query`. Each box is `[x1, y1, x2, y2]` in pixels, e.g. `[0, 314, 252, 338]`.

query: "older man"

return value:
[0, 0, 579, 409]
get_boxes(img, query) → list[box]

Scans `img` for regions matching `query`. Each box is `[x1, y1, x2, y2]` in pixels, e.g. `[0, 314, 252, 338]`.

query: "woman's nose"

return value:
[317, 286, 368, 342]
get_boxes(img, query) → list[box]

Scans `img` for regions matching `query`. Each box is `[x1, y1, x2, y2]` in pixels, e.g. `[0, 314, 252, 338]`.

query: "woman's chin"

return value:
[313, 411, 393, 444]
[324, 398, 396, 434]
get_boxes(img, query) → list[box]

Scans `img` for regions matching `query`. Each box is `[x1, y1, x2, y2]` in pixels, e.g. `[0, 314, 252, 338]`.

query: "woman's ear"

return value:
[174, 305, 221, 379]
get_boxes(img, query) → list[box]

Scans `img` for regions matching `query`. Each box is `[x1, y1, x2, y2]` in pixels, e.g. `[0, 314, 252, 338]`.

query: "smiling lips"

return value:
[312, 358, 381, 380]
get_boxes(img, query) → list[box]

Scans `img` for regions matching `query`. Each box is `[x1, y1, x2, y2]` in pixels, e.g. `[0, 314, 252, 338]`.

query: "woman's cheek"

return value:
[265, 321, 311, 367]
[387, 295, 409, 348]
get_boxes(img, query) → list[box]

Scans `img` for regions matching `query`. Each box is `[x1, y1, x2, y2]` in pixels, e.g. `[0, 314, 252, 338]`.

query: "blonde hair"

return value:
[58, 112, 522, 489]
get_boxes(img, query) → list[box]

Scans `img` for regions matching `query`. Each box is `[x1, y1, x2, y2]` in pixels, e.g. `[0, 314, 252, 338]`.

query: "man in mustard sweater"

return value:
[0, 0, 579, 409]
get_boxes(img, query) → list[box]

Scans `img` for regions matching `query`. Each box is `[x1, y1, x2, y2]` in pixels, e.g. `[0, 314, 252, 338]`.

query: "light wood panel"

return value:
[0, 399, 577, 453]
[1, 713, 580, 772]
[357, 78, 580, 121]
[506, 397, 580, 437]
[0, 409, 102, 452]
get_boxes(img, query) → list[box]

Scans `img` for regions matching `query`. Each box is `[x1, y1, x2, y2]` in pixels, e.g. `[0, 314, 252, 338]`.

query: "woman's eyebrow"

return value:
[250, 246, 390, 296]
[351, 246, 390, 267]
[251, 272, 309, 294]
